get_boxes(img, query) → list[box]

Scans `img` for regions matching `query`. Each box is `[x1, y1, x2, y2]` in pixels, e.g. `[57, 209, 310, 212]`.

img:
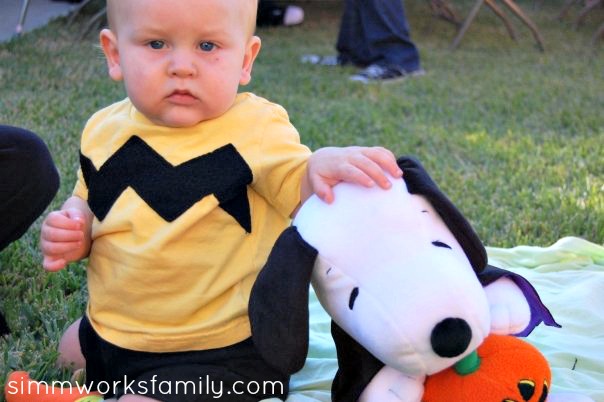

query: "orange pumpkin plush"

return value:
[423, 334, 550, 402]
[4, 371, 102, 402]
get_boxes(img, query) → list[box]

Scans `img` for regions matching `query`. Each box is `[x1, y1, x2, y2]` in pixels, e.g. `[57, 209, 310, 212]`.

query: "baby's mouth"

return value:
[167, 90, 198, 105]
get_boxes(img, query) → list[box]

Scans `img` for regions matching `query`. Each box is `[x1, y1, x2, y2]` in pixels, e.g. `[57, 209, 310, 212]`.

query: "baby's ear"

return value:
[249, 226, 317, 375]
[99, 29, 123, 81]
[239, 36, 261, 85]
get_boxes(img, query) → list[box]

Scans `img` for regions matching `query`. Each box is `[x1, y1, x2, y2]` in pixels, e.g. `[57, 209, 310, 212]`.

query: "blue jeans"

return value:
[336, 0, 421, 72]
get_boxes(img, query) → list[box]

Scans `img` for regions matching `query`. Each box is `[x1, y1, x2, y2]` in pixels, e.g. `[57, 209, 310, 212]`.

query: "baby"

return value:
[36, 0, 402, 401]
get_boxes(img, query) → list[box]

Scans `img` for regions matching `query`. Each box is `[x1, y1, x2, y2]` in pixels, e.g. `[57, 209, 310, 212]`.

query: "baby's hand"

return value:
[305, 146, 403, 203]
[40, 208, 90, 272]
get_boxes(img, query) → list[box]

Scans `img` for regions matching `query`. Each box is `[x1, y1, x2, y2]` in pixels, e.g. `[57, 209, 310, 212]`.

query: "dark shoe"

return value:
[350, 64, 425, 83]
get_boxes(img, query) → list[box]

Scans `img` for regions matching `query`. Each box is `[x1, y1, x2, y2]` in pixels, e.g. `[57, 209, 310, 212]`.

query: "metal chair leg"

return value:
[575, 0, 602, 27]
[67, 0, 98, 25]
[78, 6, 107, 39]
[15, 0, 31, 35]
[451, 0, 486, 49]
[430, 0, 462, 26]
[485, 0, 518, 41]
[499, 0, 545, 51]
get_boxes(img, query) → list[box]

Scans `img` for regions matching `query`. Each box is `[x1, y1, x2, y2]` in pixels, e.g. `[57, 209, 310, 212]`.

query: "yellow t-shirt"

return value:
[73, 93, 311, 352]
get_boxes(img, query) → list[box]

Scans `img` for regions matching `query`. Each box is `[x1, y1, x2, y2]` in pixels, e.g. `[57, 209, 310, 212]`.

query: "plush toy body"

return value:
[248, 157, 560, 402]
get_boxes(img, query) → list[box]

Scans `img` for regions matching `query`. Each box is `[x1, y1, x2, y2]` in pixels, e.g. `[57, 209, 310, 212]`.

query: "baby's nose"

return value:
[430, 317, 472, 358]
[169, 52, 196, 77]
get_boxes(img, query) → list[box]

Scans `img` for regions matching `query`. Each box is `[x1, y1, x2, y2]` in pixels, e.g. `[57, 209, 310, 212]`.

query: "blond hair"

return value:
[106, 0, 258, 37]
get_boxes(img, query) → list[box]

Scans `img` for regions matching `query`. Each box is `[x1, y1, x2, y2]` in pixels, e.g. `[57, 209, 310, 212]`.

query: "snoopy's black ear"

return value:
[397, 156, 488, 273]
[249, 226, 318, 375]
[331, 322, 385, 402]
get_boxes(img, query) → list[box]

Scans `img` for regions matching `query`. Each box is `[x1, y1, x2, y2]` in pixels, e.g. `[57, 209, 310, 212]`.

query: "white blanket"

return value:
[262, 237, 604, 402]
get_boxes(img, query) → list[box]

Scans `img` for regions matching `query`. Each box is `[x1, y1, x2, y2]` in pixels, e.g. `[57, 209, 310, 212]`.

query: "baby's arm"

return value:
[301, 146, 403, 204]
[40, 196, 93, 272]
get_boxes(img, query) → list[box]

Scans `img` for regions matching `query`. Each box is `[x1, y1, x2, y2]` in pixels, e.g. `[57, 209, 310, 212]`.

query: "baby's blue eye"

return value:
[199, 42, 215, 52]
[148, 40, 165, 50]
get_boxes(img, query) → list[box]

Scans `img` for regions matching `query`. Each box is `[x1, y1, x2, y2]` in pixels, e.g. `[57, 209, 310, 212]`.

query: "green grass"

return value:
[0, 0, 602, 397]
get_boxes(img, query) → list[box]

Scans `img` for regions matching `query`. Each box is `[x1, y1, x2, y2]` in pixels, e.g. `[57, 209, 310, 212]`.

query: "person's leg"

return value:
[57, 318, 86, 370]
[336, 0, 372, 66]
[4, 319, 99, 402]
[0, 125, 60, 336]
[356, 0, 421, 72]
[5, 317, 105, 402]
[0, 125, 60, 251]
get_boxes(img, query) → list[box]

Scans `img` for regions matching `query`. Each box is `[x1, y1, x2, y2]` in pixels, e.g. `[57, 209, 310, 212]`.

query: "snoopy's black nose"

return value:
[430, 317, 472, 358]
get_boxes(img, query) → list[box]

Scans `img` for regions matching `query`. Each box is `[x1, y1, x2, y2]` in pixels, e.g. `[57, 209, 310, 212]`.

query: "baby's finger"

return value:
[350, 157, 393, 189]
[362, 147, 403, 177]
[41, 240, 82, 257]
[43, 255, 67, 272]
[45, 211, 83, 230]
[309, 175, 336, 204]
[336, 162, 379, 188]
[41, 225, 84, 243]
[40, 225, 84, 242]
[64, 208, 87, 224]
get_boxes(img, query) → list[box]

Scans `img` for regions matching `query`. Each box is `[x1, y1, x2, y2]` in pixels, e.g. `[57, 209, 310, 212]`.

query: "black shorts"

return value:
[78, 316, 289, 401]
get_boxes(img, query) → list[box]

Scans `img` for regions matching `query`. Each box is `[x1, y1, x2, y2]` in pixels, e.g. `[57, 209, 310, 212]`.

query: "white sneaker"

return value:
[283, 5, 304, 26]
[350, 64, 425, 84]
[300, 54, 344, 66]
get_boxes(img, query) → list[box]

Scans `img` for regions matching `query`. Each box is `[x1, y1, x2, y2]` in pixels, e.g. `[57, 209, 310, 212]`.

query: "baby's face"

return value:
[102, 0, 260, 128]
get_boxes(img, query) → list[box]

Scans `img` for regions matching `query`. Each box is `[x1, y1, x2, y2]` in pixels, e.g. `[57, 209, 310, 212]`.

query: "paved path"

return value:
[0, 0, 78, 43]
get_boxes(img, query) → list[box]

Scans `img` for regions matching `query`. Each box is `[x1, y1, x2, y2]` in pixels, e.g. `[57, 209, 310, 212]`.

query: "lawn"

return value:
[0, 0, 602, 396]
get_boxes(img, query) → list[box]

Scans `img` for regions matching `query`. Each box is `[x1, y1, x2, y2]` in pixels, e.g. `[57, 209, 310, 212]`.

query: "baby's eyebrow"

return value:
[431, 241, 452, 249]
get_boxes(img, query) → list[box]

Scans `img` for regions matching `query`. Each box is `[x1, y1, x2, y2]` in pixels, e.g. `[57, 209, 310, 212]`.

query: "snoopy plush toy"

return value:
[249, 157, 592, 402]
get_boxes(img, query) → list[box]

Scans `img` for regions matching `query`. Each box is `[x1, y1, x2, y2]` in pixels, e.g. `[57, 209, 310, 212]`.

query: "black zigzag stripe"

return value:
[80, 136, 253, 232]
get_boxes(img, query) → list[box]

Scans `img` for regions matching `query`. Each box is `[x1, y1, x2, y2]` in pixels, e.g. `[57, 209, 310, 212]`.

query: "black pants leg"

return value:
[336, 0, 421, 71]
[0, 125, 60, 335]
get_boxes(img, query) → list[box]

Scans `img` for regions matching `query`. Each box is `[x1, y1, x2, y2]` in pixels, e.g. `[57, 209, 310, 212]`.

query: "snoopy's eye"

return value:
[349, 287, 359, 310]
[432, 241, 452, 249]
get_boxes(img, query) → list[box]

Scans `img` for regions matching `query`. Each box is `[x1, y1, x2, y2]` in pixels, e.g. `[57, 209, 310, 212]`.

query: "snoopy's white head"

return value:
[249, 157, 555, 386]
[293, 176, 491, 376]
